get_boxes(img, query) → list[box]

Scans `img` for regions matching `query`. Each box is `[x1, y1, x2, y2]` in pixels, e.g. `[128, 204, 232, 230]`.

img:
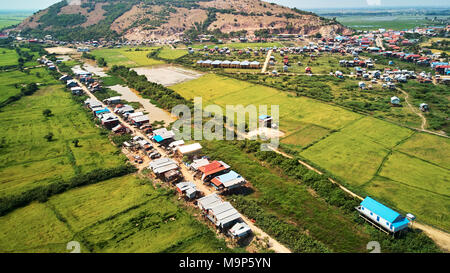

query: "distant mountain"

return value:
[10, 0, 352, 41]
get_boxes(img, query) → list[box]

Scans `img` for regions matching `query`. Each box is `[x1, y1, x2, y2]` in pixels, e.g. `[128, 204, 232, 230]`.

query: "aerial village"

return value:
[1, 20, 447, 252]
[33, 32, 425, 245]
[36, 55, 255, 242]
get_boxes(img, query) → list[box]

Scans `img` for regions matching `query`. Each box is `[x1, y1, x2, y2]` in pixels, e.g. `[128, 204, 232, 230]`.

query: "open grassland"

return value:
[0, 85, 126, 199]
[226, 73, 423, 129]
[301, 130, 391, 186]
[0, 67, 59, 105]
[378, 152, 449, 197]
[0, 48, 19, 67]
[157, 47, 188, 60]
[0, 175, 232, 253]
[0, 12, 30, 29]
[172, 74, 360, 136]
[172, 73, 449, 231]
[91, 47, 164, 67]
[396, 133, 450, 168]
[201, 140, 370, 253]
[334, 15, 439, 30]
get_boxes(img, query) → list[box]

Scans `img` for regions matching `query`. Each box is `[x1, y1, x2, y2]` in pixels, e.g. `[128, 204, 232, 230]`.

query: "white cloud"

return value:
[367, 0, 382, 5]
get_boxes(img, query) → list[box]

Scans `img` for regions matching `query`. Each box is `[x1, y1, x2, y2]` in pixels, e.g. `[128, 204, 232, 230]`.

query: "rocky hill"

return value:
[12, 0, 352, 41]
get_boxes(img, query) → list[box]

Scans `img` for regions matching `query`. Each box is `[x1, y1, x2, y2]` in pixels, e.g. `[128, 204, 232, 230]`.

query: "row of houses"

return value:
[84, 98, 120, 129]
[197, 60, 261, 69]
[37, 57, 56, 71]
[113, 104, 151, 129]
[198, 193, 251, 239]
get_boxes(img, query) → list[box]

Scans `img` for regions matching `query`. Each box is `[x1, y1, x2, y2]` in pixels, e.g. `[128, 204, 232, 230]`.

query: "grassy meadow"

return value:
[0, 48, 19, 67]
[0, 84, 127, 200]
[91, 47, 164, 67]
[171, 74, 450, 231]
[157, 47, 188, 60]
[333, 15, 440, 30]
[0, 12, 30, 29]
[0, 67, 60, 105]
[0, 175, 232, 253]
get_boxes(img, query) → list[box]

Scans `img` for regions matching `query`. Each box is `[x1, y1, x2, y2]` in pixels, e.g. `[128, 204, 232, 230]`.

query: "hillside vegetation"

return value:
[12, 0, 350, 41]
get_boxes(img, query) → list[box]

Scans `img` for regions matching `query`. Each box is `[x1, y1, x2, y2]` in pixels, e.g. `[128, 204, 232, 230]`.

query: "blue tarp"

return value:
[153, 135, 164, 142]
[95, 108, 110, 115]
[214, 171, 241, 184]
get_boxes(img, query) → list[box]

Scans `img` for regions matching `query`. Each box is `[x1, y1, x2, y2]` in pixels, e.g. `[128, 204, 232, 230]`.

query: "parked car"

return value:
[149, 152, 161, 159]
[134, 155, 143, 164]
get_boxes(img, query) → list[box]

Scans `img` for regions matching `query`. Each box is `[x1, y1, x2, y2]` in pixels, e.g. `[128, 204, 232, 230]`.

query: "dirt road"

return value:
[398, 88, 427, 130]
[376, 36, 385, 51]
[64, 66, 291, 253]
[398, 88, 448, 138]
[261, 49, 273, 73]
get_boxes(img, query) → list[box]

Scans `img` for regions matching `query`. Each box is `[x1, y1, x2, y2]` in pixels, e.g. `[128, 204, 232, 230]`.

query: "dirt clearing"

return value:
[132, 65, 203, 86]
[45, 47, 77, 55]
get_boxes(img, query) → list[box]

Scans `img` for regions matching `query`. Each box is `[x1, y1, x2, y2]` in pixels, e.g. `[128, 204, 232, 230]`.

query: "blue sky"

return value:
[0, 0, 447, 11]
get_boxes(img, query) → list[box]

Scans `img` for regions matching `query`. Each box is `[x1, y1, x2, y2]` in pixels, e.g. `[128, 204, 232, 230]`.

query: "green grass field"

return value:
[157, 47, 188, 60]
[92, 47, 164, 67]
[0, 12, 29, 29]
[0, 175, 232, 253]
[0, 67, 60, 105]
[0, 84, 127, 199]
[172, 73, 450, 231]
[172, 74, 360, 135]
[333, 15, 441, 30]
[0, 48, 19, 67]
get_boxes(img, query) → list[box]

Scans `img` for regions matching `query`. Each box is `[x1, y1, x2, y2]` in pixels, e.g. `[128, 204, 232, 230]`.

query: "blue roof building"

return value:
[153, 135, 164, 143]
[357, 197, 410, 233]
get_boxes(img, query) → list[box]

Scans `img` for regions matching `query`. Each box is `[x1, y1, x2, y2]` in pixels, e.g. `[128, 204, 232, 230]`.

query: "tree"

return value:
[72, 139, 80, 147]
[42, 109, 52, 117]
[97, 57, 107, 67]
[44, 132, 54, 142]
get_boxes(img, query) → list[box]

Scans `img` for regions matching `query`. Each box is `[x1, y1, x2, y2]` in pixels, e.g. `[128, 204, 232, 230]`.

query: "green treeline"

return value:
[0, 165, 137, 217]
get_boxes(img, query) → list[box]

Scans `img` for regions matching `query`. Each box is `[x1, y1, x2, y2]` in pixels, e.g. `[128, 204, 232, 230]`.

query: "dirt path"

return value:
[413, 222, 450, 252]
[398, 88, 427, 130]
[62, 65, 291, 253]
[376, 36, 385, 51]
[261, 49, 273, 73]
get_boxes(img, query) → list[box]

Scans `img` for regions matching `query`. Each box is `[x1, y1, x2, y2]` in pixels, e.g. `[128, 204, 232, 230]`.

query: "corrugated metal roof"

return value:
[197, 194, 222, 210]
[177, 143, 202, 155]
[361, 197, 401, 223]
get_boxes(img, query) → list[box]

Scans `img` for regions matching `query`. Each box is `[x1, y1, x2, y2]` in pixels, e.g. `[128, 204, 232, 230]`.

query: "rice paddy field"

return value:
[171, 74, 450, 231]
[332, 15, 441, 31]
[0, 48, 19, 67]
[0, 12, 30, 30]
[0, 67, 60, 105]
[157, 47, 188, 60]
[0, 175, 231, 253]
[0, 84, 127, 200]
[91, 47, 164, 67]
